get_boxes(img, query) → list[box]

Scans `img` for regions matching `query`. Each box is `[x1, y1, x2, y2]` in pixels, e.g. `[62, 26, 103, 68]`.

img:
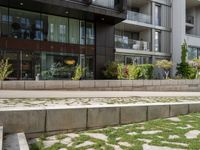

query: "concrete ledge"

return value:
[80, 80, 95, 88]
[1, 79, 200, 91]
[63, 81, 79, 89]
[121, 106, 147, 124]
[0, 109, 45, 133]
[2, 81, 25, 90]
[25, 81, 45, 90]
[189, 103, 200, 113]
[108, 80, 121, 88]
[95, 80, 109, 88]
[170, 104, 189, 117]
[87, 107, 120, 128]
[46, 108, 87, 132]
[45, 81, 63, 89]
[0, 102, 200, 135]
[148, 105, 170, 120]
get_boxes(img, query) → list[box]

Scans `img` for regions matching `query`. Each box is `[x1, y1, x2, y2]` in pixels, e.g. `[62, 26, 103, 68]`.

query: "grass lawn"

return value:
[29, 113, 200, 150]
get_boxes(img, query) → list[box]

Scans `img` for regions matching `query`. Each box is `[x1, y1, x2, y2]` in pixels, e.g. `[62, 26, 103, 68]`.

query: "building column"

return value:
[171, 0, 186, 76]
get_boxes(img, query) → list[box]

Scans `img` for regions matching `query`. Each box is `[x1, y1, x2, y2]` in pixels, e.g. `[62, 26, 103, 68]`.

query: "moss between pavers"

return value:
[30, 113, 200, 150]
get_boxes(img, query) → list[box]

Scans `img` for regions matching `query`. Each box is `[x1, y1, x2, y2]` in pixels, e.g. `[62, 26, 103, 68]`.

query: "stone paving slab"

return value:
[3, 133, 29, 150]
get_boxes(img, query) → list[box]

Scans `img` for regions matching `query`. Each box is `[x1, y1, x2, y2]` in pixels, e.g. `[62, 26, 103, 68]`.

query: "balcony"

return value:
[115, 35, 150, 51]
[127, 11, 151, 24]
[91, 0, 119, 9]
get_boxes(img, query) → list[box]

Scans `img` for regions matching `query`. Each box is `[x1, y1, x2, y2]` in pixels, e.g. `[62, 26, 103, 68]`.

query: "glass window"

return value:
[0, 7, 9, 37]
[155, 4, 161, 26]
[86, 22, 95, 45]
[69, 18, 80, 44]
[80, 21, 85, 45]
[188, 47, 198, 60]
[155, 31, 161, 52]
[47, 15, 68, 43]
[36, 51, 79, 80]
[9, 8, 42, 40]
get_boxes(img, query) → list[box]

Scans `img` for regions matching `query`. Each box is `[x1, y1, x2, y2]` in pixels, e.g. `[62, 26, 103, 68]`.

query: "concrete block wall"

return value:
[0, 79, 200, 91]
[1, 102, 200, 136]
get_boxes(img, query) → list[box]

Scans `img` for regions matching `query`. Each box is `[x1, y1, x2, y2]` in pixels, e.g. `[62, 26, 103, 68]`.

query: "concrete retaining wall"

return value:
[1, 102, 200, 136]
[0, 80, 200, 91]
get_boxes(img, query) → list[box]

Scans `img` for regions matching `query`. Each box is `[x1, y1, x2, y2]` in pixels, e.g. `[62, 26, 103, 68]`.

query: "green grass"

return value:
[30, 113, 200, 150]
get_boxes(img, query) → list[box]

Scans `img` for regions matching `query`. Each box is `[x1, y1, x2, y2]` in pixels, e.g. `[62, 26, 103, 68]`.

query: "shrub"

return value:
[0, 58, 13, 80]
[138, 64, 154, 79]
[189, 59, 200, 79]
[72, 65, 85, 80]
[155, 60, 173, 79]
[103, 62, 118, 79]
[125, 64, 140, 80]
[117, 63, 125, 80]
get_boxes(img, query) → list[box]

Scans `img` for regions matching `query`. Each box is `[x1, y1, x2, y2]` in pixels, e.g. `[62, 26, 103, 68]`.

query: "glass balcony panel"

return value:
[115, 35, 150, 51]
[127, 11, 151, 24]
[92, 0, 116, 9]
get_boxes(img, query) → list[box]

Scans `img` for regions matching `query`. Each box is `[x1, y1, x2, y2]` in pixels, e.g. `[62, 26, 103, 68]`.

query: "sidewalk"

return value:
[0, 90, 200, 98]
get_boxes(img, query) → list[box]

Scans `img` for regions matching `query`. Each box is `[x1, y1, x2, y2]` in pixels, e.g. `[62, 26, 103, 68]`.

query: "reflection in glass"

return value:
[69, 18, 80, 44]
[86, 22, 95, 45]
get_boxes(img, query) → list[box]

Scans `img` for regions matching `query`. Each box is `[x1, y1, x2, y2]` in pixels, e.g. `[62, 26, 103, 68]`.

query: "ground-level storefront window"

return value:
[2, 50, 94, 80]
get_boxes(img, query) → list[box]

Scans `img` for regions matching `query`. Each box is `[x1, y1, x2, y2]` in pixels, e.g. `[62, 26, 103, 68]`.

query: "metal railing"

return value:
[115, 35, 150, 51]
[92, 0, 117, 9]
[127, 10, 151, 24]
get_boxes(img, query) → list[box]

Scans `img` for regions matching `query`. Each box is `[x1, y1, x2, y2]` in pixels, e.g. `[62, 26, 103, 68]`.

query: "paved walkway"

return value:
[0, 90, 200, 98]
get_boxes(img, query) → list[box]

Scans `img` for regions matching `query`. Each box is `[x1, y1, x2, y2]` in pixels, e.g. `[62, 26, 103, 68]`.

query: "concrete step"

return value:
[3, 133, 29, 150]
[0, 126, 3, 150]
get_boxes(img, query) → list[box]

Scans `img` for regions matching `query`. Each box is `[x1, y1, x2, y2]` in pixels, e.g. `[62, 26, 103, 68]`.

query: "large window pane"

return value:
[188, 47, 197, 60]
[47, 15, 68, 43]
[0, 7, 9, 37]
[69, 19, 80, 44]
[155, 4, 161, 26]
[155, 31, 161, 52]
[37, 51, 79, 80]
[80, 20, 85, 45]
[9, 8, 43, 40]
[86, 22, 95, 45]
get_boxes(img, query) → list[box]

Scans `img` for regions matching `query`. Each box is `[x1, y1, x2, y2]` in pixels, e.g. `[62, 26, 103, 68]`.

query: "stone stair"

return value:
[2, 131, 29, 150]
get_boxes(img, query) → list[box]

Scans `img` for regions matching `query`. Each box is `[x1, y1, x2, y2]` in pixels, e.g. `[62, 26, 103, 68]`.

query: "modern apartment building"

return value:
[114, 0, 171, 67]
[0, 0, 126, 80]
[114, 0, 200, 76]
[0, 0, 200, 80]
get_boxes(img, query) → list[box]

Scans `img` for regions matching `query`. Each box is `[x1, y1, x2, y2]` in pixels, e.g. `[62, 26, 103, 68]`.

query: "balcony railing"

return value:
[186, 16, 194, 24]
[92, 0, 118, 9]
[115, 35, 150, 51]
[127, 11, 151, 24]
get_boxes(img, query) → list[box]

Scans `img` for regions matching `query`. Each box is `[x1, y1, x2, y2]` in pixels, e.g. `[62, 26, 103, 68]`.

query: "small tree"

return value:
[176, 40, 196, 79]
[156, 60, 173, 79]
[0, 58, 13, 80]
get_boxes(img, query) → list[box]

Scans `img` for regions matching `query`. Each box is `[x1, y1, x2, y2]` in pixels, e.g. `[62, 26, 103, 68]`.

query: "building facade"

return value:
[0, 0, 200, 80]
[0, 0, 126, 80]
[114, 0, 200, 77]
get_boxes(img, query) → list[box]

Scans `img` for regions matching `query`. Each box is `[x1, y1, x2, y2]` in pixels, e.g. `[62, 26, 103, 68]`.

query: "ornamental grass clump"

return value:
[72, 65, 85, 80]
[0, 58, 13, 81]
